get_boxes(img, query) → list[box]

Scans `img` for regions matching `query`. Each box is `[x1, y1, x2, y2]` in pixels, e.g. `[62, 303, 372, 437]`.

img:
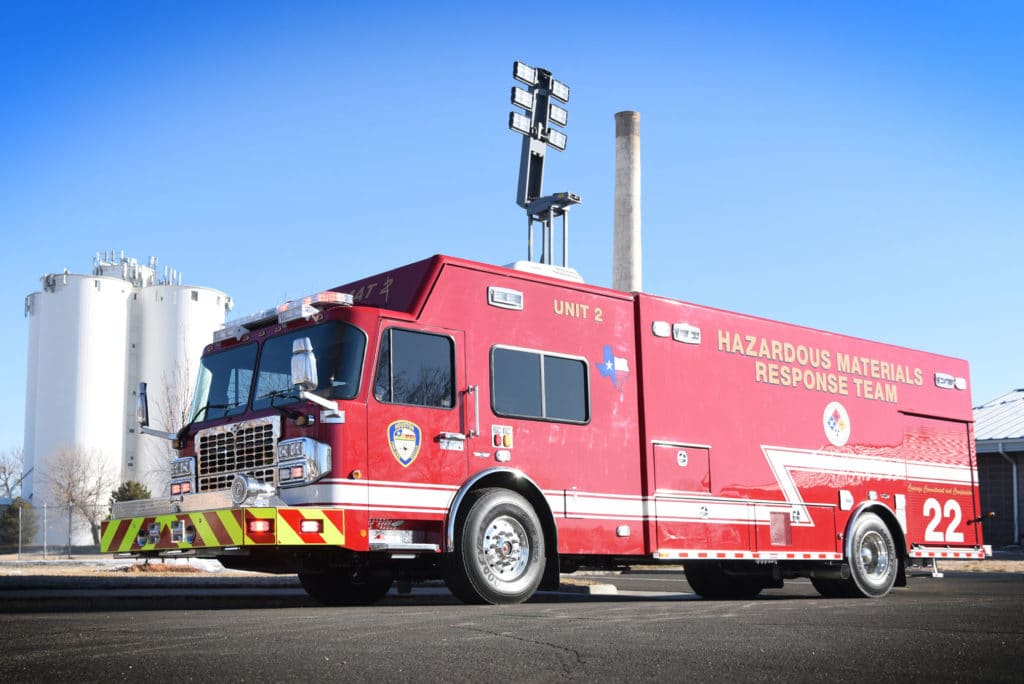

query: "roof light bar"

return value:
[214, 291, 354, 341]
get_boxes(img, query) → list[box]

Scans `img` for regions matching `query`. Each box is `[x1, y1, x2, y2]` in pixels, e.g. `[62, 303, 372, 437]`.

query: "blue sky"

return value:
[2, 2, 1022, 451]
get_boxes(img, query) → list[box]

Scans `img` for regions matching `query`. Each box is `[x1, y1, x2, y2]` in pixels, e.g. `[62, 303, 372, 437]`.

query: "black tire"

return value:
[683, 561, 765, 600]
[445, 488, 546, 605]
[298, 570, 393, 606]
[844, 512, 898, 598]
[810, 576, 853, 598]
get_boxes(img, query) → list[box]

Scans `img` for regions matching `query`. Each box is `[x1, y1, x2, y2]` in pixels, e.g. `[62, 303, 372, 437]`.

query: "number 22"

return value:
[923, 498, 964, 543]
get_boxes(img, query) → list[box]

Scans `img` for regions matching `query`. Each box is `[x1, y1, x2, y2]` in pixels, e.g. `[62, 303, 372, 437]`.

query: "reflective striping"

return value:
[100, 519, 128, 552]
[655, 549, 843, 561]
[191, 510, 244, 548]
[909, 547, 987, 559]
[103, 507, 346, 552]
[102, 517, 149, 553]
[277, 508, 345, 546]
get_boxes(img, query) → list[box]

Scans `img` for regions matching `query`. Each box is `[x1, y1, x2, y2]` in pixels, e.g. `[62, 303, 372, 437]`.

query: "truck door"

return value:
[367, 324, 470, 498]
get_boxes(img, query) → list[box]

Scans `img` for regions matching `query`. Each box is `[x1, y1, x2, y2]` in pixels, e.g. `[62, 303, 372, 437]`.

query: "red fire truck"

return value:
[102, 254, 988, 604]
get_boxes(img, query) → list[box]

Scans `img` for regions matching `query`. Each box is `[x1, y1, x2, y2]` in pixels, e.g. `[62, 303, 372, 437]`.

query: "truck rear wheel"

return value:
[445, 488, 545, 605]
[298, 570, 393, 606]
[683, 561, 765, 599]
[810, 577, 853, 598]
[844, 512, 897, 598]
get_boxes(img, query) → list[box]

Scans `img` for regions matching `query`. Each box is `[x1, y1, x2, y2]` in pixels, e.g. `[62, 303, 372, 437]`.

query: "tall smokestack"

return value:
[613, 111, 641, 292]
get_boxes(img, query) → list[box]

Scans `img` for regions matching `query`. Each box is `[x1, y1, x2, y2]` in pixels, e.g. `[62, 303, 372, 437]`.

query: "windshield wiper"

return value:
[175, 401, 234, 443]
[267, 389, 304, 419]
[193, 402, 233, 422]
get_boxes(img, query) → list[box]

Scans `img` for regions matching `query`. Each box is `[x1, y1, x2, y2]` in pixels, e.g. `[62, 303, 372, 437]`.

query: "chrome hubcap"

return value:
[482, 515, 530, 580]
[859, 530, 890, 579]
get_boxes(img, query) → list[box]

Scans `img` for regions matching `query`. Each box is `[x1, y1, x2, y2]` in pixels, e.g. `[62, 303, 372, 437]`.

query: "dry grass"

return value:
[116, 562, 205, 574]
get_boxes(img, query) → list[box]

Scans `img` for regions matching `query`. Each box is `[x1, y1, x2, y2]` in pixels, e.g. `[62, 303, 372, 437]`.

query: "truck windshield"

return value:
[251, 322, 366, 410]
[190, 343, 258, 421]
[189, 322, 366, 422]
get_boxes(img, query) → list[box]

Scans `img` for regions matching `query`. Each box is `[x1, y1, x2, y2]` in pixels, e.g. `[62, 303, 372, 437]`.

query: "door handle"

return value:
[465, 385, 479, 438]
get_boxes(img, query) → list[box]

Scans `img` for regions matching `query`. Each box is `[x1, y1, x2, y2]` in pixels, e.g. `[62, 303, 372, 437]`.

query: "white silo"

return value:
[127, 278, 233, 495]
[23, 270, 133, 545]
[23, 252, 232, 546]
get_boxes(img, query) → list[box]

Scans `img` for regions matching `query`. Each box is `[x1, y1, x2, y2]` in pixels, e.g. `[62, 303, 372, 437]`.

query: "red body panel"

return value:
[635, 294, 976, 559]
[189, 255, 983, 562]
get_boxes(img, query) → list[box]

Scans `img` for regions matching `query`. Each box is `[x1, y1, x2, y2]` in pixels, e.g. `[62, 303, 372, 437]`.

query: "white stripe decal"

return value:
[278, 447, 975, 528]
[654, 549, 843, 561]
[762, 445, 975, 528]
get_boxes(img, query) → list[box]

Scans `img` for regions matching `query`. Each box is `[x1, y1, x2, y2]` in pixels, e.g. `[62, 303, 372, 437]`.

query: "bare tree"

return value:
[0, 447, 25, 499]
[43, 444, 119, 545]
[143, 334, 197, 493]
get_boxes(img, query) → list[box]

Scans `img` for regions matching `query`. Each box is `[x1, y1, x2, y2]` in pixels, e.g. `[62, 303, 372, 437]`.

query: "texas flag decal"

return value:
[597, 345, 630, 388]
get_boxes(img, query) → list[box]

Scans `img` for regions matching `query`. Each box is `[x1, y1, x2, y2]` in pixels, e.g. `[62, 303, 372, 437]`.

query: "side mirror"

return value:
[291, 337, 318, 392]
[135, 382, 176, 441]
[136, 382, 151, 427]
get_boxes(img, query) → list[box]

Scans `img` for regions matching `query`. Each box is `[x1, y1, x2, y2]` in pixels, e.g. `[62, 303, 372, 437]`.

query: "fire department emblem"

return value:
[823, 401, 851, 447]
[388, 420, 422, 467]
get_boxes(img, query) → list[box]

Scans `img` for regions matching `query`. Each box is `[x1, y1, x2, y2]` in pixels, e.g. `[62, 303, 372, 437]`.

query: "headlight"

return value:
[276, 438, 332, 487]
[170, 457, 196, 498]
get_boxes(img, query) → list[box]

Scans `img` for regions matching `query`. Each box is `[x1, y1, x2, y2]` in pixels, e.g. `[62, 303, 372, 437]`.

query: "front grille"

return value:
[195, 416, 281, 492]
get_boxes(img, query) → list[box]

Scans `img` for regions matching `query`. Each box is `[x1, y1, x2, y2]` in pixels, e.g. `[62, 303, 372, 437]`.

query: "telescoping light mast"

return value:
[508, 60, 580, 269]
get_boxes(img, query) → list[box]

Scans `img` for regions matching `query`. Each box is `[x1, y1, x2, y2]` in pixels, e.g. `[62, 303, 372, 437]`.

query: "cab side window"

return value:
[374, 328, 455, 409]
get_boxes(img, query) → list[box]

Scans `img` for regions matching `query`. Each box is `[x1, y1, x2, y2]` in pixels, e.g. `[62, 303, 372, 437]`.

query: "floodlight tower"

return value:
[508, 61, 580, 267]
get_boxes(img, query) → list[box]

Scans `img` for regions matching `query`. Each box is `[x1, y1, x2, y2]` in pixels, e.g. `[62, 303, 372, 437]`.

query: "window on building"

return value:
[491, 347, 589, 423]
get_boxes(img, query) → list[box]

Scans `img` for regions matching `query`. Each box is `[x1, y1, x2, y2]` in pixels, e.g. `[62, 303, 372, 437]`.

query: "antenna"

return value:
[508, 61, 581, 268]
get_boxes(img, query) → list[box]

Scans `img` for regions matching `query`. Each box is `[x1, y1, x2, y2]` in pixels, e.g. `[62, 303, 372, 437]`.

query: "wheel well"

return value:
[448, 470, 560, 590]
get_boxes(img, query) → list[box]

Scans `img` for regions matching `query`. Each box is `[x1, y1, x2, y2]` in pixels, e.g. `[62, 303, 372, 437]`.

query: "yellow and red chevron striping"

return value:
[100, 507, 346, 553]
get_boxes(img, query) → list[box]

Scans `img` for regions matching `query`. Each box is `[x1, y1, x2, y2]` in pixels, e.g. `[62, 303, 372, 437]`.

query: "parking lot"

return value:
[2, 561, 1022, 682]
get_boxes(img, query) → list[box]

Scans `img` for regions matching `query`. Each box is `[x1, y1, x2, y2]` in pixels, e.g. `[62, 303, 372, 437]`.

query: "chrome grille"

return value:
[195, 416, 281, 492]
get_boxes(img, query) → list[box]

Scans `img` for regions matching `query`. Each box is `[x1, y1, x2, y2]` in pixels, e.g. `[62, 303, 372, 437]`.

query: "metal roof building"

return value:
[974, 389, 1024, 547]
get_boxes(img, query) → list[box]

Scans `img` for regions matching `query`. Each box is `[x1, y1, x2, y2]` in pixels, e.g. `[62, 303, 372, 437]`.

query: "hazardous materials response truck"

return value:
[102, 254, 988, 604]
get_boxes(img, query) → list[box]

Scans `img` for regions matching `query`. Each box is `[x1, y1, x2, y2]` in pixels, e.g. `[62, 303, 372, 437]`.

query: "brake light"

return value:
[299, 520, 323, 534]
[248, 519, 273, 534]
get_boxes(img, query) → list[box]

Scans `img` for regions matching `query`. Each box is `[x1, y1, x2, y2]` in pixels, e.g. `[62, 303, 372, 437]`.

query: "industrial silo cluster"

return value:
[22, 252, 232, 544]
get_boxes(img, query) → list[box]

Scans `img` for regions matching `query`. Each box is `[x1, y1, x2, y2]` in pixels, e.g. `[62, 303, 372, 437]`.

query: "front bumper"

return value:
[100, 507, 346, 555]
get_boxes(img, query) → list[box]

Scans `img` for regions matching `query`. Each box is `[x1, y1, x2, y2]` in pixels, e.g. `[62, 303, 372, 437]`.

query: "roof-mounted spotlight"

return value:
[549, 78, 570, 103]
[546, 128, 567, 151]
[511, 86, 534, 111]
[513, 61, 538, 86]
[548, 103, 568, 127]
[509, 111, 533, 137]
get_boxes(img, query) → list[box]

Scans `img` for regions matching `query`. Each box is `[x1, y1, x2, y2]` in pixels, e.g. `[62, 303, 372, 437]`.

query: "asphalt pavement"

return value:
[2, 547, 1023, 612]
[3, 570, 1022, 682]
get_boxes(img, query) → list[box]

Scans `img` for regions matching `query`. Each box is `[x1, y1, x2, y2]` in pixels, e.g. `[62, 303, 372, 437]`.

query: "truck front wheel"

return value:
[445, 488, 545, 605]
[298, 570, 393, 606]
